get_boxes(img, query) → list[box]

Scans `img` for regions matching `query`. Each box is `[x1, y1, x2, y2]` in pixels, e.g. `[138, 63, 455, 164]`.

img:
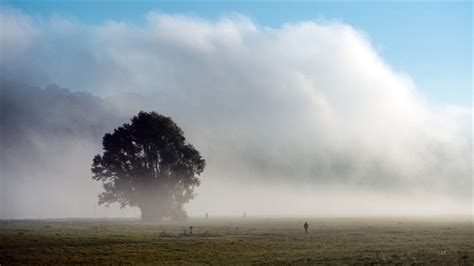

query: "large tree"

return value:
[91, 111, 205, 221]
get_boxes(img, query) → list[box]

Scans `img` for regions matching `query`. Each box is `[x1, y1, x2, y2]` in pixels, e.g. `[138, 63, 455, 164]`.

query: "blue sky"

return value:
[3, 1, 472, 106]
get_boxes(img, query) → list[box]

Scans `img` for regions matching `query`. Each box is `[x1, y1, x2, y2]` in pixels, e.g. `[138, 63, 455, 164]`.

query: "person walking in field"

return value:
[303, 222, 309, 234]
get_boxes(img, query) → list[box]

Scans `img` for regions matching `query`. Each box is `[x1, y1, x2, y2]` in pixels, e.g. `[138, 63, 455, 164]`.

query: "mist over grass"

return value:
[1, 218, 473, 264]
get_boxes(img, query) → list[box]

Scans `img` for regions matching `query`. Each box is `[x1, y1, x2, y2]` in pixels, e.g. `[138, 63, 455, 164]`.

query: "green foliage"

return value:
[91, 111, 206, 221]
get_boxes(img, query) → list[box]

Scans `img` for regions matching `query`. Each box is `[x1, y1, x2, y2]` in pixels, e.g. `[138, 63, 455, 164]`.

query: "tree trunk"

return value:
[139, 204, 164, 222]
[139, 197, 187, 222]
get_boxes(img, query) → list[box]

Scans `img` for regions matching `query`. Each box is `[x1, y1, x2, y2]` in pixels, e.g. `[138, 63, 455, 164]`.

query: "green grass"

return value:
[1, 217, 472, 264]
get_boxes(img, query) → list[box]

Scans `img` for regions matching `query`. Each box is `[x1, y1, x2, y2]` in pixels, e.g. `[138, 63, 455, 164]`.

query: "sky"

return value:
[0, 1, 472, 218]
[2, 1, 472, 106]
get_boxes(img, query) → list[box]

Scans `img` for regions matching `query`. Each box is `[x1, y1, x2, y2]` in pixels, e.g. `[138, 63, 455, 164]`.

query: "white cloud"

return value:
[1, 8, 471, 216]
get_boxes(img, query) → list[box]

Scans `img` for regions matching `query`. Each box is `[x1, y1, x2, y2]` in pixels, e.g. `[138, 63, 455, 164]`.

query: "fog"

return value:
[0, 8, 472, 218]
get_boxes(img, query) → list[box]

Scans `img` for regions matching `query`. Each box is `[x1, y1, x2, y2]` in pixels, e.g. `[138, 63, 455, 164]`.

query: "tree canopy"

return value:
[91, 111, 206, 221]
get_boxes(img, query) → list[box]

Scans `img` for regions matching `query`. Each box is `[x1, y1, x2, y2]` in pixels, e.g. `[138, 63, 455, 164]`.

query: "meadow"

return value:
[1, 217, 472, 264]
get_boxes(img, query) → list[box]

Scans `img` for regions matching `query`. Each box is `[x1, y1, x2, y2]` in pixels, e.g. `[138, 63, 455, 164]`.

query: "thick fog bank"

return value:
[0, 8, 472, 218]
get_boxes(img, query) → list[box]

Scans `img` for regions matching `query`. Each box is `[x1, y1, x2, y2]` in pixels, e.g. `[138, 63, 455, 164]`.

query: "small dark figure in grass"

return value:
[189, 226, 193, 235]
[303, 222, 309, 234]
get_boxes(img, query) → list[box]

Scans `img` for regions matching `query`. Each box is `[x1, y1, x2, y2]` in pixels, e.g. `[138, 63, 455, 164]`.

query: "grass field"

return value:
[1, 217, 473, 264]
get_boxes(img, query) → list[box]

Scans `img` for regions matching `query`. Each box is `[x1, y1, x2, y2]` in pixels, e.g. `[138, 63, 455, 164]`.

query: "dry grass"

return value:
[1, 217, 473, 264]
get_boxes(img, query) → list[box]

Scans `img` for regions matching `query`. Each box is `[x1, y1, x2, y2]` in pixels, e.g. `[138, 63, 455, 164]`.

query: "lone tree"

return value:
[91, 111, 205, 221]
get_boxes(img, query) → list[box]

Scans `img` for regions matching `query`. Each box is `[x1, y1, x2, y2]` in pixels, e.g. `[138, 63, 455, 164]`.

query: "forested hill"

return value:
[1, 79, 122, 140]
[0, 80, 127, 218]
